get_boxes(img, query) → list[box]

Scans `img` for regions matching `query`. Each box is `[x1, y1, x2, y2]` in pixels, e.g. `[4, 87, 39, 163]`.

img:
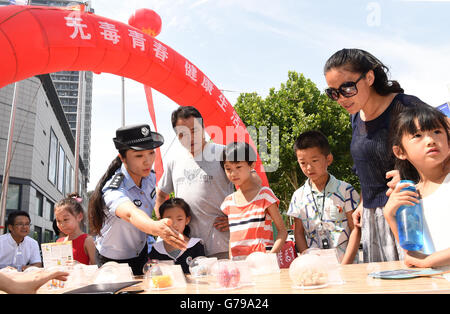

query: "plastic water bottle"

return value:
[14, 248, 24, 272]
[395, 180, 423, 251]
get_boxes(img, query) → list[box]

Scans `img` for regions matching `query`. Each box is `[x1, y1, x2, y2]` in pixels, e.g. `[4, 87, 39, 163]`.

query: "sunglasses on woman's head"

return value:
[325, 72, 367, 101]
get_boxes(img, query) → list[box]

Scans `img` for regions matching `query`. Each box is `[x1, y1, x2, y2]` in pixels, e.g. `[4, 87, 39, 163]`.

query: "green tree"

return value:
[234, 71, 359, 219]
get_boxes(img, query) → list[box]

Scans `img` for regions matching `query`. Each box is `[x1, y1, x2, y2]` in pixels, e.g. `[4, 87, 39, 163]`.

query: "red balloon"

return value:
[128, 8, 161, 37]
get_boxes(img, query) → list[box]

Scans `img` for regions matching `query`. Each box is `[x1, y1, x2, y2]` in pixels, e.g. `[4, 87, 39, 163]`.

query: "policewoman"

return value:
[88, 124, 186, 275]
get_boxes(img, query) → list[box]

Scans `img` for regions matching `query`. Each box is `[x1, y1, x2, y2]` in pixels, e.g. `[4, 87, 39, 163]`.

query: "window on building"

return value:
[43, 229, 54, 244]
[70, 167, 74, 193]
[57, 145, 65, 193]
[0, 183, 21, 210]
[34, 190, 43, 217]
[66, 114, 77, 122]
[43, 199, 54, 221]
[8, 184, 20, 210]
[78, 170, 82, 195]
[65, 158, 72, 195]
[48, 129, 58, 185]
[50, 203, 54, 221]
[33, 226, 42, 245]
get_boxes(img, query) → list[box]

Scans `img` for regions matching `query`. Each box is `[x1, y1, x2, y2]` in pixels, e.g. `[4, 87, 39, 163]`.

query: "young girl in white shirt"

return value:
[384, 104, 450, 270]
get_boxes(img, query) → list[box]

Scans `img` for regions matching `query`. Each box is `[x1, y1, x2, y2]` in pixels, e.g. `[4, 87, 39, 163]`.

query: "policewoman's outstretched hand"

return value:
[156, 218, 187, 250]
[115, 201, 186, 250]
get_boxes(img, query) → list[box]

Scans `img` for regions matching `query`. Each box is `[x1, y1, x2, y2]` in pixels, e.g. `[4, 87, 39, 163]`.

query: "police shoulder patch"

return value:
[150, 188, 156, 199]
[108, 173, 125, 189]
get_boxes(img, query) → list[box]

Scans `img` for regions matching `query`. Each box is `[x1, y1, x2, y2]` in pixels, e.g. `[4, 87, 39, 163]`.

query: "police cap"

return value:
[113, 124, 164, 151]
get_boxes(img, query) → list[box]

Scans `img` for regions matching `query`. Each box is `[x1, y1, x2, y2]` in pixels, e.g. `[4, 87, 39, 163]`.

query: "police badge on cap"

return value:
[113, 124, 164, 151]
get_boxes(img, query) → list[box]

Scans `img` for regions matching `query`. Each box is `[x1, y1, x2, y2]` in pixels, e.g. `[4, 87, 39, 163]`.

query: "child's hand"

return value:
[404, 250, 429, 268]
[385, 170, 400, 197]
[213, 216, 229, 232]
[352, 202, 363, 228]
[383, 182, 419, 220]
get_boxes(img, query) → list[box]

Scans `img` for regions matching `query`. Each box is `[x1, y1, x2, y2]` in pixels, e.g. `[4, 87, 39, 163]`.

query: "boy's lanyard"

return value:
[309, 177, 331, 249]
[309, 176, 330, 220]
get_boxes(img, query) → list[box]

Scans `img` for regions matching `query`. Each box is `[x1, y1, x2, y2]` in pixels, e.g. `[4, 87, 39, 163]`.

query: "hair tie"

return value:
[72, 196, 83, 203]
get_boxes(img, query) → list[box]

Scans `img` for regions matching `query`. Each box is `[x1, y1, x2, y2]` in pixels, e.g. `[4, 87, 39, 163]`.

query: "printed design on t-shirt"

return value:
[177, 168, 214, 184]
[184, 168, 202, 182]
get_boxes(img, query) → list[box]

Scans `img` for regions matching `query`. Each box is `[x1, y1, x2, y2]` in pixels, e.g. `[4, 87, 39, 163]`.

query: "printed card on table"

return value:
[41, 241, 74, 268]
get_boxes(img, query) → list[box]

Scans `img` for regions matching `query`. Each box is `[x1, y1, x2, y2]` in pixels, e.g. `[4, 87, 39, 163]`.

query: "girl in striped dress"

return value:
[220, 142, 287, 259]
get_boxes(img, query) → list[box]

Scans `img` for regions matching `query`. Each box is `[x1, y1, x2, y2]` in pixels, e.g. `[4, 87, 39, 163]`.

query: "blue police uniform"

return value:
[94, 123, 163, 275]
[94, 165, 157, 275]
[95, 164, 156, 258]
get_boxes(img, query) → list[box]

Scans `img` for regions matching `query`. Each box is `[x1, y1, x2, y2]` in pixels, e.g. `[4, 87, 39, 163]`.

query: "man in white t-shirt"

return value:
[155, 106, 234, 259]
[0, 211, 42, 271]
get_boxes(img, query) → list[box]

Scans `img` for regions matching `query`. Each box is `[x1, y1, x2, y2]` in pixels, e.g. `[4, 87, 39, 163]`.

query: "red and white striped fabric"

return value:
[221, 187, 279, 258]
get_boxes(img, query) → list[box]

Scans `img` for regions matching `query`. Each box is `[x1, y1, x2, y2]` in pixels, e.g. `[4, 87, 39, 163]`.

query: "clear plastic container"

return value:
[143, 261, 170, 290]
[302, 248, 343, 285]
[93, 261, 134, 284]
[142, 261, 187, 290]
[142, 259, 161, 276]
[41, 263, 99, 290]
[245, 252, 280, 275]
[188, 256, 217, 278]
[233, 260, 254, 287]
[289, 255, 329, 289]
[208, 260, 241, 290]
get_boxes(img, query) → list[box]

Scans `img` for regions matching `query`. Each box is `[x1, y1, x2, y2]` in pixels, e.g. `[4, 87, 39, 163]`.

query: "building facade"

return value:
[50, 70, 93, 184]
[0, 0, 95, 184]
[0, 75, 88, 244]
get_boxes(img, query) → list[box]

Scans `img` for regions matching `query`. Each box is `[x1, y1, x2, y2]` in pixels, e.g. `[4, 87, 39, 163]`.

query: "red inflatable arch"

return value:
[0, 5, 269, 185]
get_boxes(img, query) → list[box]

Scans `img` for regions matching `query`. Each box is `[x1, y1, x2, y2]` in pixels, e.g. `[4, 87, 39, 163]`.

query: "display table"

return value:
[37, 261, 450, 294]
[136, 261, 450, 294]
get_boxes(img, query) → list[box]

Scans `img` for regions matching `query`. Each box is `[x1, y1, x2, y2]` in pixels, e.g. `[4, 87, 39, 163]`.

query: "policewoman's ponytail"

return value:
[88, 153, 125, 235]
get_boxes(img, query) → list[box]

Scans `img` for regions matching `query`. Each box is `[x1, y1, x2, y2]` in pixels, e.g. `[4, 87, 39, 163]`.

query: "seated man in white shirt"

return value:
[0, 211, 42, 271]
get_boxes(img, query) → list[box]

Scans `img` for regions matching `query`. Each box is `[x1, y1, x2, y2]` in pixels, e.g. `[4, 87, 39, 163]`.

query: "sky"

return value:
[87, 0, 450, 190]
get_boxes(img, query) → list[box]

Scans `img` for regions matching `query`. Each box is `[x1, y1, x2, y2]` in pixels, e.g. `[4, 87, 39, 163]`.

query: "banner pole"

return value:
[121, 77, 125, 127]
[74, 71, 84, 194]
[0, 82, 20, 234]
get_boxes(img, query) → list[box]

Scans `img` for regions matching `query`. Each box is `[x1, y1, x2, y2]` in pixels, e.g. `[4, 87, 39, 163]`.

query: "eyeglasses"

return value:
[325, 72, 366, 101]
[14, 223, 31, 228]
